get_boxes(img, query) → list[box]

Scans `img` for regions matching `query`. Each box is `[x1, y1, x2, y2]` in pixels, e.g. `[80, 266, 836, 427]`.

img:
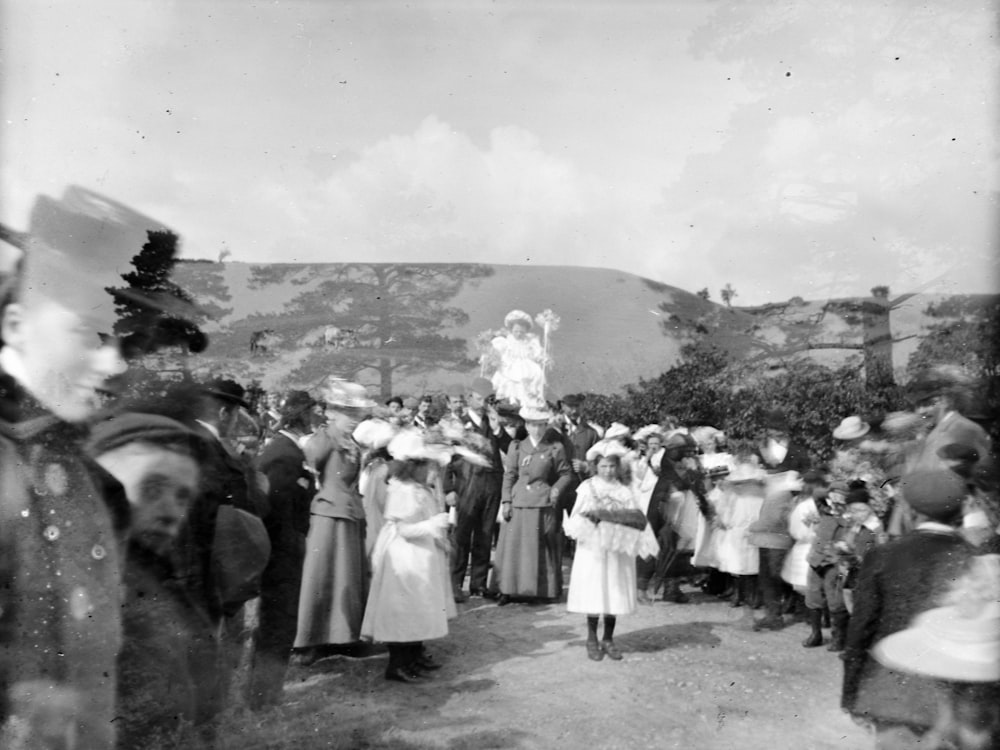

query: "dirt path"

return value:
[221, 587, 870, 750]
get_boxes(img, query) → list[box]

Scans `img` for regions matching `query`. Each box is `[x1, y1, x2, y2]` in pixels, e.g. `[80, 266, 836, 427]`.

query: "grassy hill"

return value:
[171, 260, 987, 398]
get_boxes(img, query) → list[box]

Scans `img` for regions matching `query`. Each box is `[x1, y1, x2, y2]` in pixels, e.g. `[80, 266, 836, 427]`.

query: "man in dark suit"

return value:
[842, 469, 974, 748]
[448, 377, 511, 601]
[247, 390, 315, 709]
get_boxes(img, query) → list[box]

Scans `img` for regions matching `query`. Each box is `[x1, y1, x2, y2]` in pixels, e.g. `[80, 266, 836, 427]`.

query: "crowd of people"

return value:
[0, 188, 997, 750]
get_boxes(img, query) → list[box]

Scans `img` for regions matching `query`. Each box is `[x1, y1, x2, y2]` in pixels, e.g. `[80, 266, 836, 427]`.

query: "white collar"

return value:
[278, 429, 300, 444]
[466, 409, 483, 427]
[916, 521, 958, 534]
[195, 419, 221, 441]
[0, 346, 29, 386]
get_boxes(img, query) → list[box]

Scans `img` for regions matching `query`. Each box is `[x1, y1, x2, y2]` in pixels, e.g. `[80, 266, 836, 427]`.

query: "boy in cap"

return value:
[86, 412, 212, 746]
[0, 187, 173, 749]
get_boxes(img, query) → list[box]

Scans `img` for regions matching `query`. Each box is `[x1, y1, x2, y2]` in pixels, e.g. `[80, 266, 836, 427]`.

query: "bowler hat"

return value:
[469, 377, 494, 398]
[279, 390, 316, 426]
[560, 393, 584, 407]
[203, 378, 250, 409]
[495, 400, 520, 419]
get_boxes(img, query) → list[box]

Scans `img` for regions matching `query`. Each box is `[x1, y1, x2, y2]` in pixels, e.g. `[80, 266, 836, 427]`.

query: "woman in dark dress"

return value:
[495, 404, 572, 604]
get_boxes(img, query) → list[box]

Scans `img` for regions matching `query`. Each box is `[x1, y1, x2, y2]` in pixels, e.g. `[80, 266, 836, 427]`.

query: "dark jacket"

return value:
[172, 421, 262, 622]
[502, 437, 572, 509]
[117, 541, 215, 746]
[0, 370, 127, 750]
[841, 527, 973, 728]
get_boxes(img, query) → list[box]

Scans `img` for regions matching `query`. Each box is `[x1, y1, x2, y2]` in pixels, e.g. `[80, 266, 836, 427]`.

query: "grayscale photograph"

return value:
[0, 2, 997, 749]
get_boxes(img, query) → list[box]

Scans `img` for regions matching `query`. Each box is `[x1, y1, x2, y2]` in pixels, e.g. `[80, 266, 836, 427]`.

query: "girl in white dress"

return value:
[714, 461, 766, 607]
[564, 443, 658, 661]
[361, 430, 456, 682]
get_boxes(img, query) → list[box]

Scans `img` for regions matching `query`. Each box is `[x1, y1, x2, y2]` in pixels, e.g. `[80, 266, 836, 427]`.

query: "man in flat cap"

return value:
[446, 377, 511, 601]
[0, 187, 171, 749]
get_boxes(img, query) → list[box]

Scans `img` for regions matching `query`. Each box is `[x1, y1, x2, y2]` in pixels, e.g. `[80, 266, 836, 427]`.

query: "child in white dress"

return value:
[361, 430, 456, 682]
[564, 442, 659, 661]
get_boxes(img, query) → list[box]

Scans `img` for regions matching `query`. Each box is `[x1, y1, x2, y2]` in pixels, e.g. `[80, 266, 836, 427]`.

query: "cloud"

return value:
[208, 116, 674, 278]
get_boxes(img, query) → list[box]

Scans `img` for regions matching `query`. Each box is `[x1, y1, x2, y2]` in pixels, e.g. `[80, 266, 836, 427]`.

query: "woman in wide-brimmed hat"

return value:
[494, 403, 573, 604]
[294, 378, 376, 661]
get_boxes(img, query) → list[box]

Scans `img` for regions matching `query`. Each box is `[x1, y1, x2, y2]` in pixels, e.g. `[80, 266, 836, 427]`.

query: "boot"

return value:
[749, 577, 763, 609]
[821, 606, 831, 628]
[730, 576, 746, 608]
[827, 611, 849, 652]
[802, 609, 824, 648]
[661, 578, 690, 604]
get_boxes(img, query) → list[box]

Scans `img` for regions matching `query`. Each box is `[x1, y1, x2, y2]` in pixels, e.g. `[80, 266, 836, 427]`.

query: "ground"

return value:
[217, 579, 871, 750]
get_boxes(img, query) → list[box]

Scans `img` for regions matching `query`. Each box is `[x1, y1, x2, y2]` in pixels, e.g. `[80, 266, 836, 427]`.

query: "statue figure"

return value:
[487, 310, 547, 406]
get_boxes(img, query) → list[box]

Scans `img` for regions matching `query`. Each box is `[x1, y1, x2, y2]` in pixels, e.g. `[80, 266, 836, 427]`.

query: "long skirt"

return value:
[495, 506, 562, 599]
[294, 516, 368, 647]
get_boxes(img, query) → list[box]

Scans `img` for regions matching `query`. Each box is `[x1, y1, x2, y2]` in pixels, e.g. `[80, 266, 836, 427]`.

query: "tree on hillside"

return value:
[805, 286, 918, 389]
[107, 230, 208, 361]
[697, 288, 711, 301]
[242, 263, 494, 397]
[720, 283, 737, 308]
[173, 259, 233, 322]
[907, 294, 1000, 438]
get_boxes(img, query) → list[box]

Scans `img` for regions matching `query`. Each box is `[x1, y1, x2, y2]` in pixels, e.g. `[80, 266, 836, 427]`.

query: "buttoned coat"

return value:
[0, 372, 126, 750]
[502, 437, 572, 509]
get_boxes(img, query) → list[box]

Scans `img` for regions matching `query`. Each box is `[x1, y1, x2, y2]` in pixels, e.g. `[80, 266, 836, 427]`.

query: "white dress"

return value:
[361, 479, 456, 643]
[490, 332, 545, 405]
[564, 477, 659, 615]
[782, 497, 818, 591]
[631, 448, 662, 515]
[692, 486, 724, 569]
[715, 483, 765, 575]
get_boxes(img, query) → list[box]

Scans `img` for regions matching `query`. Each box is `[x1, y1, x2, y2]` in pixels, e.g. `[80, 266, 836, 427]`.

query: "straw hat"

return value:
[604, 422, 630, 441]
[874, 600, 1000, 682]
[633, 424, 663, 443]
[387, 429, 452, 466]
[321, 378, 376, 410]
[585, 439, 629, 462]
[352, 418, 397, 450]
[832, 416, 870, 441]
[519, 404, 553, 423]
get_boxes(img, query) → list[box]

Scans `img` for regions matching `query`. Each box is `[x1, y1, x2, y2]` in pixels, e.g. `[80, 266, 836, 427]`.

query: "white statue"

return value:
[486, 310, 547, 406]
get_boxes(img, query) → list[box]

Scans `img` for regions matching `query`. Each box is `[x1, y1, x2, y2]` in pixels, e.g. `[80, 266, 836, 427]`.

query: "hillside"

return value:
[170, 260, 983, 398]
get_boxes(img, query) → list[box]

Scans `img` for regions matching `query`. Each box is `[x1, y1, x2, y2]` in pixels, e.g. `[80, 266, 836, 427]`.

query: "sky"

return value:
[2, 0, 997, 305]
